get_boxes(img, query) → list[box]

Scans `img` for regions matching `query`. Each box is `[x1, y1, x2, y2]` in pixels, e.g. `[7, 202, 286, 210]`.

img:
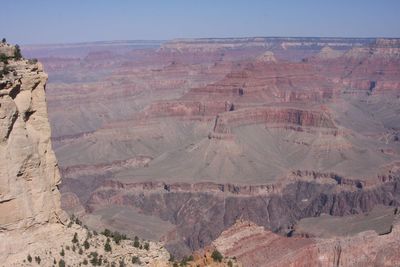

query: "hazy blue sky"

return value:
[2, 0, 400, 44]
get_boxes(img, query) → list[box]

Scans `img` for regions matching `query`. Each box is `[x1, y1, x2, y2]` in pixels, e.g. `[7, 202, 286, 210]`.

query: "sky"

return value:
[1, 0, 400, 45]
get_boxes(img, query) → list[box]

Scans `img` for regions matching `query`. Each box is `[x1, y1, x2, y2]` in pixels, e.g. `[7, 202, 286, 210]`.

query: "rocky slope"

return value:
[213, 219, 400, 267]
[0, 43, 172, 266]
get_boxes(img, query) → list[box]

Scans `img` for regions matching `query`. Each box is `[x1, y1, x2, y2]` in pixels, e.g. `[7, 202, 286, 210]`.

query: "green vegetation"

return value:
[90, 252, 101, 266]
[35, 256, 41, 264]
[133, 236, 140, 248]
[83, 240, 90, 249]
[132, 256, 140, 264]
[58, 259, 66, 267]
[211, 249, 223, 262]
[72, 232, 78, 243]
[101, 228, 127, 245]
[104, 238, 112, 252]
[75, 217, 82, 226]
[60, 248, 65, 257]
[0, 53, 8, 64]
[144, 242, 150, 251]
[14, 44, 22, 60]
[27, 254, 32, 263]
[82, 258, 88, 265]
[179, 255, 194, 266]
[0, 63, 10, 79]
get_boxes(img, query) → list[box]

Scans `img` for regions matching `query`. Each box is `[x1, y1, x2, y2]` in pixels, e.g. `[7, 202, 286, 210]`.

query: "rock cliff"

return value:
[0, 43, 171, 266]
[0, 43, 66, 231]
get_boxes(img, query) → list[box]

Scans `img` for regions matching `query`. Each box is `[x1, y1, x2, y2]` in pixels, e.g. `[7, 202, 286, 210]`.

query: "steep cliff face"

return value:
[0, 43, 66, 231]
[0, 44, 171, 266]
[86, 175, 400, 257]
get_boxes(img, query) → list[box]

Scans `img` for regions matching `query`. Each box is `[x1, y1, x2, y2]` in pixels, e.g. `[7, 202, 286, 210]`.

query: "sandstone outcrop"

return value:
[0, 43, 172, 266]
[0, 43, 66, 232]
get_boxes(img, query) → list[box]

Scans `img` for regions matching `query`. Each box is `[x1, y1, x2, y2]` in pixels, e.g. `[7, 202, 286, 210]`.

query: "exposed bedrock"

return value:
[212, 107, 337, 135]
[86, 176, 400, 257]
[145, 100, 232, 118]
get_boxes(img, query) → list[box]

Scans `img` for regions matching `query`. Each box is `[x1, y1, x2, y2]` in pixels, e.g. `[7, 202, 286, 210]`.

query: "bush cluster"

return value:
[101, 229, 127, 245]
[211, 249, 223, 262]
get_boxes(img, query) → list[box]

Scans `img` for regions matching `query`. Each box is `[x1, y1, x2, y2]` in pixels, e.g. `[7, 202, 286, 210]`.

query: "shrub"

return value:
[211, 249, 223, 262]
[102, 228, 112, 237]
[83, 240, 90, 249]
[14, 44, 22, 60]
[75, 217, 82, 225]
[90, 255, 98, 265]
[82, 259, 88, 265]
[1, 38, 6, 43]
[228, 260, 233, 267]
[27, 254, 32, 263]
[179, 255, 193, 266]
[101, 229, 127, 244]
[58, 259, 66, 267]
[119, 259, 125, 267]
[79, 248, 83, 255]
[112, 231, 127, 245]
[144, 242, 149, 251]
[60, 248, 65, 257]
[104, 239, 112, 252]
[132, 256, 140, 264]
[0, 53, 8, 64]
[35, 256, 41, 264]
[133, 236, 140, 248]
[0, 65, 11, 77]
[72, 232, 78, 243]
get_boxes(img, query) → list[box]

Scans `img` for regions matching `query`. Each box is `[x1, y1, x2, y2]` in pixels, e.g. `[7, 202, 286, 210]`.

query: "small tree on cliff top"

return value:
[14, 44, 22, 60]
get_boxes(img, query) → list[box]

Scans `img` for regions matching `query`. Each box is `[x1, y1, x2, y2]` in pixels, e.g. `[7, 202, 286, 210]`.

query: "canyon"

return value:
[15, 37, 400, 266]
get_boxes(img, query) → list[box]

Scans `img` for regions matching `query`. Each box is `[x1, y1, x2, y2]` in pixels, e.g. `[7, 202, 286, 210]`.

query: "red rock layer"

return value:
[212, 107, 337, 134]
[213, 220, 400, 267]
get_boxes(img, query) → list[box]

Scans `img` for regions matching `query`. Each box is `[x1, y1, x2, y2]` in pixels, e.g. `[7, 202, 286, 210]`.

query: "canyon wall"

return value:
[86, 175, 400, 257]
[0, 44, 66, 232]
